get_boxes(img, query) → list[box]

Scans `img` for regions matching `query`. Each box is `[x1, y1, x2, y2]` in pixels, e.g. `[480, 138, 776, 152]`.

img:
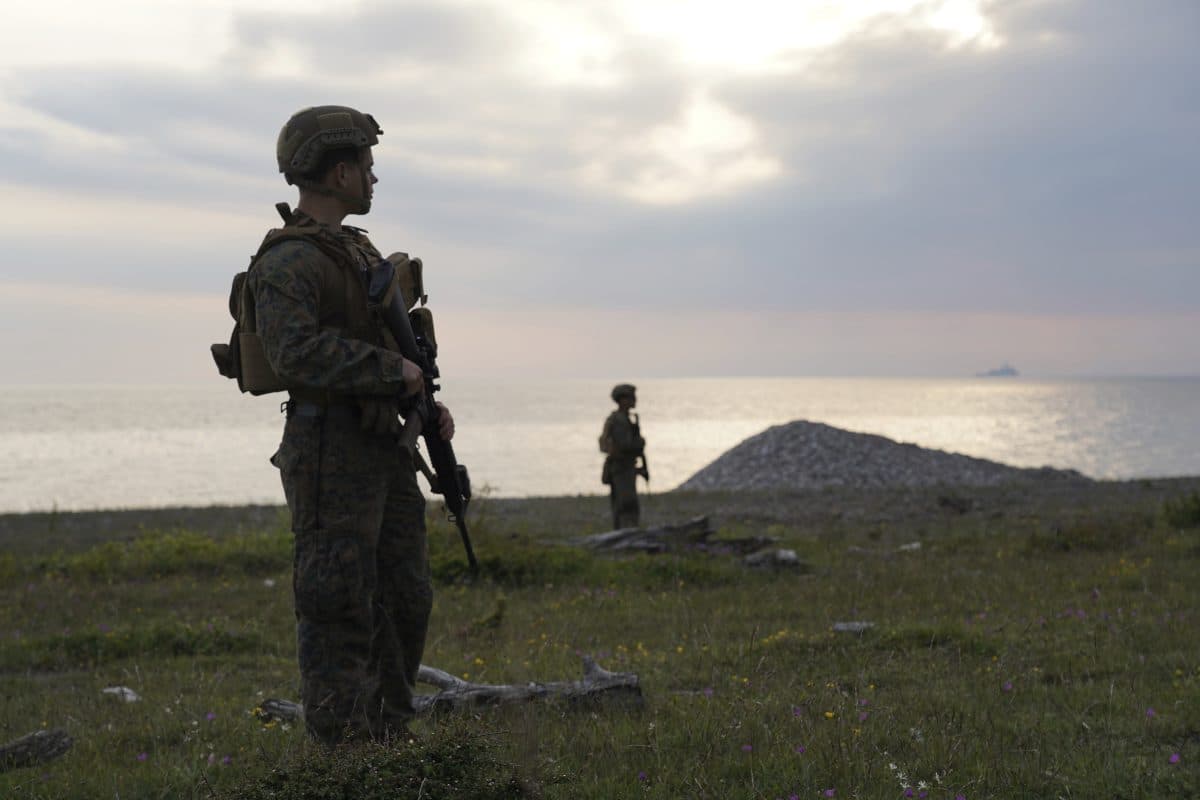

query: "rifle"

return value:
[636, 453, 650, 483]
[631, 413, 650, 483]
[367, 256, 479, 576]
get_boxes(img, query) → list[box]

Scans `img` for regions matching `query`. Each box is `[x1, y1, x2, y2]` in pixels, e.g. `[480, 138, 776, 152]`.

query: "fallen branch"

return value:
[0, 729, 73, 773]
[575, 515, 775, 554]
[415, 655, 641, 712]
[260, 656, 641, 723]
[4, 663, 637, 768]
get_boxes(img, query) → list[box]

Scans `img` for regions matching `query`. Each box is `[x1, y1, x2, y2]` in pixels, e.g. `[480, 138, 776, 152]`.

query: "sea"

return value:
[1, 377, 1198, 514]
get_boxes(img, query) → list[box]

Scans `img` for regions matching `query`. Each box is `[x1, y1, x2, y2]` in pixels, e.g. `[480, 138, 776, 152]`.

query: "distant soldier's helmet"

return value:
[276, 105, 383, 183]
[611, 383, 636, 401]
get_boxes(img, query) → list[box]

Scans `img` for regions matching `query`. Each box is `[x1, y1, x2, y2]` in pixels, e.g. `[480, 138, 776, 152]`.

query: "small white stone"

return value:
[102, 686, 141, 703]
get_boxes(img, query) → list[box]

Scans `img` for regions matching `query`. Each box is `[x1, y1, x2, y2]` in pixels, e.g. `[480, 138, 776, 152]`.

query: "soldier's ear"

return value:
[333, 161, 351, 188]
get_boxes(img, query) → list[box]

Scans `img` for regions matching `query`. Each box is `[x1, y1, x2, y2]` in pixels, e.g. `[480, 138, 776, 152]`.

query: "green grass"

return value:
[1163, 491, 1200, 530]
[1, 485, 1198, 798]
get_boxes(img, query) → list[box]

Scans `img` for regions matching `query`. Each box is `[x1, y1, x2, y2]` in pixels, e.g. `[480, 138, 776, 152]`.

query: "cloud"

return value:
[226, 1, 524, 75]
[0, 0, 1195, 336]
[678, 0, 1200, 313]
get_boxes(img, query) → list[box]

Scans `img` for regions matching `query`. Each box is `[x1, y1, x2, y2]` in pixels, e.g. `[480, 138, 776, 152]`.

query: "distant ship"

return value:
[977, 363, 1019, 377]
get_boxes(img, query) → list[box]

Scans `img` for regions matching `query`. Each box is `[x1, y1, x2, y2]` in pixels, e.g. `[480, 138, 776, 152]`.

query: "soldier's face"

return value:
[340, 149, 377, 214]
[360, 151, 377, 201]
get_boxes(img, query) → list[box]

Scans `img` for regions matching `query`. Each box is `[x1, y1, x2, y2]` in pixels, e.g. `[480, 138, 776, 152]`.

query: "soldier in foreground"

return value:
[599, 383, 648, 528]
[249, 106, 452, 744]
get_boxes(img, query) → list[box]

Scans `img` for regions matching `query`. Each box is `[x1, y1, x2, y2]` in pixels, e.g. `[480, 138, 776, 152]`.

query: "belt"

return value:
[285, 400, 359, 420]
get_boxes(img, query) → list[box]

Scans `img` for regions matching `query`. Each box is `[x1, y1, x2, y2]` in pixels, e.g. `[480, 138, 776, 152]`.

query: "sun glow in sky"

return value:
[2, 0, 997, 74]
[0, 0, 997, 207]
[611, 90, 782, 204]
[453, 0, 1002, 90]
[500, 0, 999, 202]
[615, 0, 999, 71]
[0, 0, 1196, 382]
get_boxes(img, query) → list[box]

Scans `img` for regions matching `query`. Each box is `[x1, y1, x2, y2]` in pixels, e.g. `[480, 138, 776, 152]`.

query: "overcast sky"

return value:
[1, 0, 1195, 383]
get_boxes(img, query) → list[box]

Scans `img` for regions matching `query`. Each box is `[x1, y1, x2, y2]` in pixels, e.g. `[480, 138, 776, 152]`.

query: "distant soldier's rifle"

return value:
[368, 257, 479, 576]
[631, 413, 650, 484]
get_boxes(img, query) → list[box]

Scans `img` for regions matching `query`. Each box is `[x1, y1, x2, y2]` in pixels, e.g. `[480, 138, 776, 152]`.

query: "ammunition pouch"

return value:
[210, 273, 243, 380]
[237, 331, 288, 394]
[366, 254, 437, 364]
[212, 264, 288, 396]
[384, 251, 427, 310]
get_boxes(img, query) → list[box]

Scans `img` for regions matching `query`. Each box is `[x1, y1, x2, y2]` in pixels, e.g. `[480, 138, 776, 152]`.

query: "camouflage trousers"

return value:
[272, 407, 431, 745]
[608, 459, 640, 529]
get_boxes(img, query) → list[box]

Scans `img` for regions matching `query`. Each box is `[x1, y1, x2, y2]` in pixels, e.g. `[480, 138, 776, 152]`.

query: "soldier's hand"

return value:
[359, 397, 402, 435]
[436, 402, 455, 441]
[401, 358, 425, 397]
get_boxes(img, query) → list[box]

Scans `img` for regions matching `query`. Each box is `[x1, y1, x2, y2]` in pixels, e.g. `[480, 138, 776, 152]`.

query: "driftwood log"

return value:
[0, 729, 73, 773]
[261, 656, 641, 722]
[575, 515, 775, 554]
[414, 656, 641, 713]
[4, 660, 637, 770]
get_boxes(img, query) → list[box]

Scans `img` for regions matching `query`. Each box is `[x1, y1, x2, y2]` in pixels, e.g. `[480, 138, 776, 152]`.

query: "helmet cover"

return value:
[277, 105, 382, 180]
[611, 383, 637, 401]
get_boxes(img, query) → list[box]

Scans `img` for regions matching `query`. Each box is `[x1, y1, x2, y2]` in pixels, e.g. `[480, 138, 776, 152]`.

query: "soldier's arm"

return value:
[251, 240, 406, 395]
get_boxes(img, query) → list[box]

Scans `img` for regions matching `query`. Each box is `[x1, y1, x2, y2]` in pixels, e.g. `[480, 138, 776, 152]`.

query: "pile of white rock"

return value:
[677, 420, 1090, 492]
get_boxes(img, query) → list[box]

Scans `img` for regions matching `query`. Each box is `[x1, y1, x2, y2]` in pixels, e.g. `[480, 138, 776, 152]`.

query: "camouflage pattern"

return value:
[248, 212, 407, 396]
[272, 410, 430, 744]
[603, 410, 644, 528]
[254, 214, 431, 745]
[277, 105, 382, 179]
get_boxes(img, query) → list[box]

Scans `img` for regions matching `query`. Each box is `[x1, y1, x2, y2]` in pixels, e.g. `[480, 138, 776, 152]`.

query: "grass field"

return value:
[1, 480, 1198, 799]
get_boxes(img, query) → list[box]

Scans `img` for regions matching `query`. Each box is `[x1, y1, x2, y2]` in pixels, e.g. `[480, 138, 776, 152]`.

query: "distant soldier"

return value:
[600, 383, 648, 528]
[248, 106, 453, 745]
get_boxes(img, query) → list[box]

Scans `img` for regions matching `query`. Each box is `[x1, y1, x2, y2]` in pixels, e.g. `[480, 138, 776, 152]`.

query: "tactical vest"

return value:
[211, 203, 385, 396]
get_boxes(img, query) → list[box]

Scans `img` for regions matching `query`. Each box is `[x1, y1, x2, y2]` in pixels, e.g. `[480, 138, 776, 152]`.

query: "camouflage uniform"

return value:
[251, 215, 431, 744]
[603, 409, 644, 528]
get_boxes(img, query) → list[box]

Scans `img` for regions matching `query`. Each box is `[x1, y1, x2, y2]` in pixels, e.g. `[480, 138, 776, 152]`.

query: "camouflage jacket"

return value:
[248, 212, 405, 396]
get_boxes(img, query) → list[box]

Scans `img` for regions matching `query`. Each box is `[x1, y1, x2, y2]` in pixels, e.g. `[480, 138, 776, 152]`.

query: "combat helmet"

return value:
[277, 105, 382, 182]
[611, 383, 636, 401]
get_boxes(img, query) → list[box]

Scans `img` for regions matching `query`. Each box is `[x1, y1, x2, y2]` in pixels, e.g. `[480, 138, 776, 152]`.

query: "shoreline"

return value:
[3, 476, 1199, 556]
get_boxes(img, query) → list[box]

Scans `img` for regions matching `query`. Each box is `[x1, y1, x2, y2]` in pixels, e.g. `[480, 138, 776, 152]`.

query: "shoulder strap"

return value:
[251, 203, 360, 273]
[252, 225, 352, 273]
